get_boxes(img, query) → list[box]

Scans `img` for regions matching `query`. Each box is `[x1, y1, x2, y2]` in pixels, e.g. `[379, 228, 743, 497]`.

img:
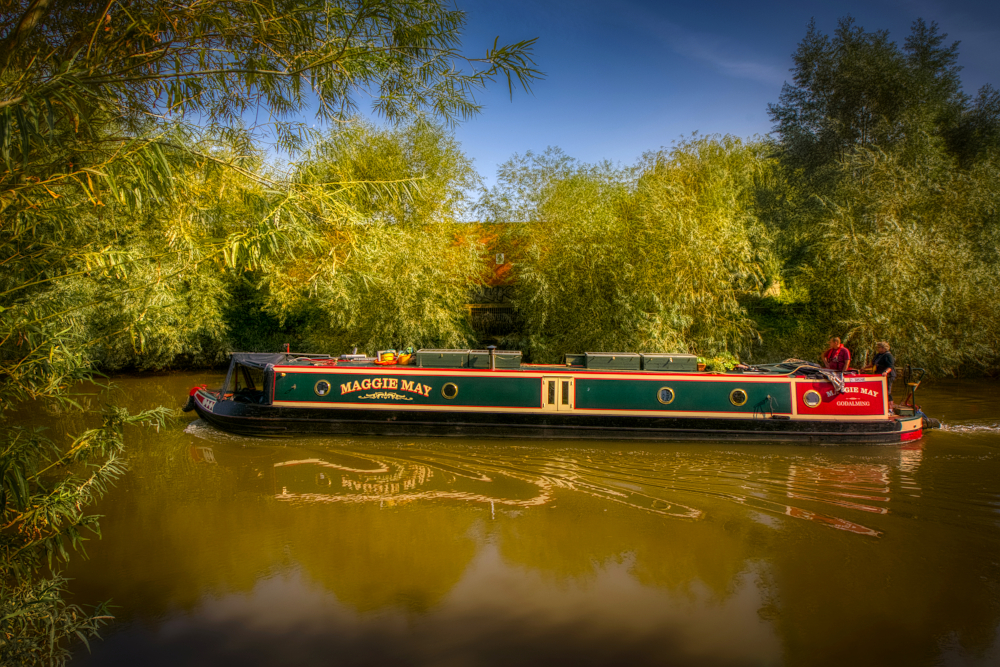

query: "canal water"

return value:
[27, 373, 1000, 666]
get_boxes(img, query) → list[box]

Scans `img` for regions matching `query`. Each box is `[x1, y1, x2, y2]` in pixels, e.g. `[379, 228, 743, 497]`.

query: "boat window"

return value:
[442, 382, 459, 399]
[547, 380, 556, 405]
[561, 380, 570, 405]
[231, 363, 267, 404]
[803, 390, 821, 408]
[729, 388, 748, 406]
[315, 380, 331, 397]
[242, 365, 260, 391]
[657, 387, 675, 405]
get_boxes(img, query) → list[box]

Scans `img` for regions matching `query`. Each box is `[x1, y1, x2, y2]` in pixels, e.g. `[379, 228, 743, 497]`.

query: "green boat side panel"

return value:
[575, 378, 792, 413]
[275, 372, 541, 408]
[563, 354, 586, 367]
[416, 349, 471, 368]
[468, 350, 523, 369]
[585, 352, 641, 370]
[641, 353, 698, 372]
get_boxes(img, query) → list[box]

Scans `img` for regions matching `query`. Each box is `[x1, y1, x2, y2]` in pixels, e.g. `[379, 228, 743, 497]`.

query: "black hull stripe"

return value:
[192, 402, 911, 444]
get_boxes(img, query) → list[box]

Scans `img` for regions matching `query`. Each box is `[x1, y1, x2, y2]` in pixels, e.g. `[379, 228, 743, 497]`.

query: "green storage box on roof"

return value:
[416, 349, 470, 368]
[585, 352, 641, 370]
[468, 350, 523, 369]
[641, 353, 698, 371]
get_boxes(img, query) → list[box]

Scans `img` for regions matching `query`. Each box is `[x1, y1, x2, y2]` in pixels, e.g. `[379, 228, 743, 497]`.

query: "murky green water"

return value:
[20, 374, 1000, 666]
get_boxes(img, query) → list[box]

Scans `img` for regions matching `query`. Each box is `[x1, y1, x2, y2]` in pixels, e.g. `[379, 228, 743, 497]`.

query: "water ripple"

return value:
[182, 416, 1000, 539]
[940, 422, 1000, 434]
[257, 443, 901, 536]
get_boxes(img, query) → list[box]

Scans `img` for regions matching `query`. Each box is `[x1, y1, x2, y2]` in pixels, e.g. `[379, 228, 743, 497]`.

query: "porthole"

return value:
[314, 380, 331, 396]
[729, 388, 748, 407]
[442, 382, 459, 399]
[657, 386, 675, 405]
[803, 389, 822, 408]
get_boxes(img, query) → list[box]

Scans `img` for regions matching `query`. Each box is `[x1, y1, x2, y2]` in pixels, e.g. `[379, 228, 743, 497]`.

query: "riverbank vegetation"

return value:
[0, 1, 538, 663]
[14, 17, 992, 378]
[2, 5, 1000, 662]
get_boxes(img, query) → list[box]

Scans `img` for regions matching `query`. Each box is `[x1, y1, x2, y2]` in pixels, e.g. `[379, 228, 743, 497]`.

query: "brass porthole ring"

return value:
[729, 388, 748, 406]
[803, 389, 822, 408]
[657, 386, 675, 405]
[441, 382, 459, 399]
[315, 380, 331, 397]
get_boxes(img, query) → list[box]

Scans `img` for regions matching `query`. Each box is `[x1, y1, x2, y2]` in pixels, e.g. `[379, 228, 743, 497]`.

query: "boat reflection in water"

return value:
[273, 455, 438, 502]
[257, 443, 712, 519]
[189, 422, 928, 540]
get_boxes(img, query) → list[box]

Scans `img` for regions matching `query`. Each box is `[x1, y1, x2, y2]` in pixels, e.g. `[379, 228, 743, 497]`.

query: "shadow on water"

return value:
[18, 373, 997, 666]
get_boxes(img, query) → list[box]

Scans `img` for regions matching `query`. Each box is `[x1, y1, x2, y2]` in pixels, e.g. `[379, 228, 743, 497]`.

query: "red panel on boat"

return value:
[796, 379, 885, 416]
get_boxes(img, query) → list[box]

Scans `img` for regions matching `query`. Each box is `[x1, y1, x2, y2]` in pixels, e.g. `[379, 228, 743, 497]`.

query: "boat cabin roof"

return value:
[225, 351, 851, 383]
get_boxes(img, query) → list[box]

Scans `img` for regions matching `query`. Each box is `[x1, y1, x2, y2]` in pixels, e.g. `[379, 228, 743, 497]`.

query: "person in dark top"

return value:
[872, 341, 896, 403]
[822, 337, 851, 371]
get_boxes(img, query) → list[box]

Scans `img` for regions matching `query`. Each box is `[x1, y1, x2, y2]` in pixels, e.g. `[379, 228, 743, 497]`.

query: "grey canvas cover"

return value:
[229, 352, 290, 369]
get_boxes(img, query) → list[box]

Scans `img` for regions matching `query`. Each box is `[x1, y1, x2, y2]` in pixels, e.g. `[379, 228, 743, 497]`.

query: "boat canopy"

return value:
[221, 353, 293, 405]
[229, 352, 291, 369]
[222, 353, 336, 403]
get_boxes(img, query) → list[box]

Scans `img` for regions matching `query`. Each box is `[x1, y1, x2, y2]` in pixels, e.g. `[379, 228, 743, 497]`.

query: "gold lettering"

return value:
[361, 379, 371, 390]
[340, 383, 352, 395]
[401, 380, 415, 392]
[388, 378, 398, 389]
[422, 384, 432, 397]
[352, 381, 361, 392]
[372, 378, 382, 389]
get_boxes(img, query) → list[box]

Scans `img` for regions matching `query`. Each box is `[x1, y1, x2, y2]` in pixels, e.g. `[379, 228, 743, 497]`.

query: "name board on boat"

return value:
[796, 380, 884, 416]
[340, 377, 433, 400]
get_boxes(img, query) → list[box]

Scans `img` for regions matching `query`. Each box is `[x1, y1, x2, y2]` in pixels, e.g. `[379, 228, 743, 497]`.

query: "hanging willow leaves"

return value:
[480, 138, 771, 362]
[1, 1, 540, 662]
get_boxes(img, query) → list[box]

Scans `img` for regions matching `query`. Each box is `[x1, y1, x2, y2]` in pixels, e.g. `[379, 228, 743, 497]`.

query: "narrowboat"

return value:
[183, 348, 937, 444]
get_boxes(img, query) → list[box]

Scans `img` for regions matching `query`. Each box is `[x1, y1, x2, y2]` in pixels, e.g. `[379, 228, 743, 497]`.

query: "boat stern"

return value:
[898, 413, 924, 442]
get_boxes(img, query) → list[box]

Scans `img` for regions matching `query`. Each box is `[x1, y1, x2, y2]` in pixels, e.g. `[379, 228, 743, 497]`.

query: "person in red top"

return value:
[822, 337, 851, 371]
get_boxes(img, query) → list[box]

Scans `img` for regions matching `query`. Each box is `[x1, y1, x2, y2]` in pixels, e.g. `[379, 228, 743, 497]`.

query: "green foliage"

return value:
[775, 148, 1000, 373]
[768, 17, 969, 180]
[1, 576, 112, 666]
[1, 1, 540, 662]
[480, 139, 771, 362]
[260, 121, 483, 355]
[223, 273, 306, 354]
[1, 405, 170, 666]
[765, 17, 1000, 374]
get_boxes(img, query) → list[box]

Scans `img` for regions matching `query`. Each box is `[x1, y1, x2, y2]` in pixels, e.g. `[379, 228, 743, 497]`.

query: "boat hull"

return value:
[188, 354, 924, 444]
[191, 390, 922, 444]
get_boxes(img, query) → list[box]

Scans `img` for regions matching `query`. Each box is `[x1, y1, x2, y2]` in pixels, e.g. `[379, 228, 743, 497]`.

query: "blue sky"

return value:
[446, 0, 1000, 185]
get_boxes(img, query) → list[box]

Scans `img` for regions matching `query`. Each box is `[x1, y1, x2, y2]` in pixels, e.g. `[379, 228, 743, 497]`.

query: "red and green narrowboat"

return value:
[183, 349, 936, 444]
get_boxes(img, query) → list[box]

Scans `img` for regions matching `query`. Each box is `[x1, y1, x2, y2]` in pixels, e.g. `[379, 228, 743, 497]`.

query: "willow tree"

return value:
[766, 17, 1000, 372]
[261, 120, 483, 354]
[0, 1, 539, 662]
[775, 147, 1000, 373]
[480, 138, 771, 362]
